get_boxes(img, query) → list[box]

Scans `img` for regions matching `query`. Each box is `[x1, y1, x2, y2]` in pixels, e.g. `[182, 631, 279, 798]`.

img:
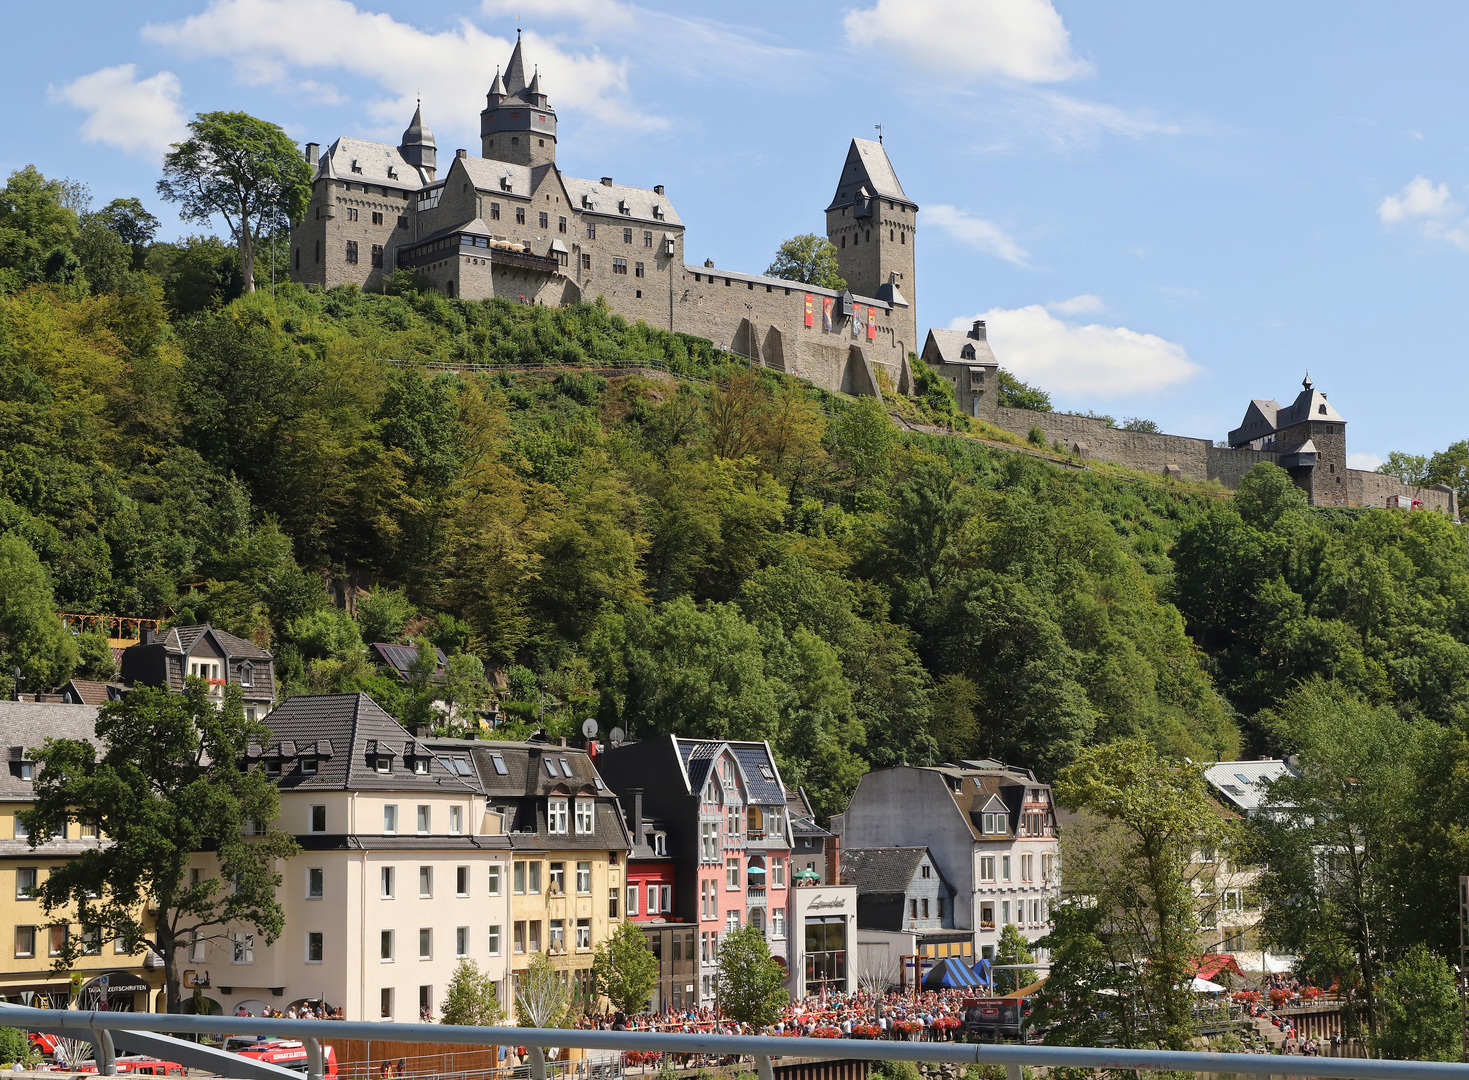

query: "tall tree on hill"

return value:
[21, 682, 298, 1012]
[767, 234, 846, 291]
[157, 112, 311, 294]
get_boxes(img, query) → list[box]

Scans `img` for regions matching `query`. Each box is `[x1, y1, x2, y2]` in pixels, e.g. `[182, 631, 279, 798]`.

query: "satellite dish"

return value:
[581, 719, 598, 739]
[610, 726, 626, 747]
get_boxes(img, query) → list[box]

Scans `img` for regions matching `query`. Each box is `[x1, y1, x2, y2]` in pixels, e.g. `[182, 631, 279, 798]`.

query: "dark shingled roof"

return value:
[167, 625, 272, 659]
[0, 701, 102, 803]
[674, 739, 785, 805]
[262, 694, 478, 794]
[841, 847, 929, 896]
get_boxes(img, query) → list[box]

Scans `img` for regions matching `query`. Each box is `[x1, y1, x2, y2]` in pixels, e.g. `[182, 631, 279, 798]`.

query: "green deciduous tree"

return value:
[0, 166, 85, 292]
[157, 112, 311, 294]
[592, 918, 660, 1015]
[0, 532, 79, 691]
[715, 923, 788, 1028]
[766, 234, 845, 291]
[1370, 944, 1461, 1061]
[440, 959, 506, 1026]
[993, 923, 1036, 995]
[1053, 738, 1237, 1051]
[996, 370, 1051, 411]
[357, 587, 417, 644]
[22, 682, 298, 1012]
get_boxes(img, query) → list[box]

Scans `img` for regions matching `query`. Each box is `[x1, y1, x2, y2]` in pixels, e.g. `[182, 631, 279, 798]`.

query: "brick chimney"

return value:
[968, 319, 987, 341]
[824, 832, 841, 885]
[601, 177, 614, 187]
[628, 787, 644, 845]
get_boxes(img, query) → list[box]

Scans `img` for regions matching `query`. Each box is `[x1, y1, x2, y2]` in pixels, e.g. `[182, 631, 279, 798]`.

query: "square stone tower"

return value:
[480, 32, 557, 168]
[825, 139, 918, 358]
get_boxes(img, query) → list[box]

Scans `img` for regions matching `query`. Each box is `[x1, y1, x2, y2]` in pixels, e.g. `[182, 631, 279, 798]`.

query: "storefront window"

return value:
[804, 916, 846, 995]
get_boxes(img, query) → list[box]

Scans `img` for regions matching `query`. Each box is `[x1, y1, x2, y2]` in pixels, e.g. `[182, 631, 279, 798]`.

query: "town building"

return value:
[621, 787, 697, 1012]
[597, 736, 796, 1003]
[838, 760, 1059, 961]
[786, 787, 832, 884]
[290, 34, 918, 399]
[119, 625, 276, 719]
[190, 692, 508, 1022]
[842, 846, 970, 994]
[1201, 759, 1295, 961]
[0, 701, 165, 1011]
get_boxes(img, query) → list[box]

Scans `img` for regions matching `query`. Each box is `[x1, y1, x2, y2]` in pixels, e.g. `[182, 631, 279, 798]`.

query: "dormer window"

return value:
[387, 166, 398, 179]
[653, 833, 667, 856]
[239, 662, 254, 687]
[300, 759, 318, 776]
[1318, 404, 1327, 415]
[376, 757, 392, 775]
[265, 760, 281, 779]
[960, 344, 975, 360]
[414, 758, 429, 775]
[350, 159, 363, 174]
[653, 206, 664, 220]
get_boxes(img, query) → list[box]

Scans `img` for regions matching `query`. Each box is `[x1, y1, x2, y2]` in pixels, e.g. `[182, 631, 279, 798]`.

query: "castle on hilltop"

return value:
[289, 32, 916, 397]
[291, 34, 1456, 517]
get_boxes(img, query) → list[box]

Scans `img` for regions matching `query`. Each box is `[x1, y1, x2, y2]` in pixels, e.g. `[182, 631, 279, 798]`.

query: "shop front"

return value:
[788, 885, 856, 999]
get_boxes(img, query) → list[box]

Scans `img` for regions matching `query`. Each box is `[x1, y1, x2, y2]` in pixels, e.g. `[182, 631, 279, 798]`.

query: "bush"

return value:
[1027, 426, 1047, 447]
[0, 1027, 29, 1065]
[872, 1063, 921, 1080]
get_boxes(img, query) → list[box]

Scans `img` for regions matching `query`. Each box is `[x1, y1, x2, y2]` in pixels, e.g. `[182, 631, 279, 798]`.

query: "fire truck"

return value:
[225, 1037, 339, 1076]
[75, 1056, 185, 1076]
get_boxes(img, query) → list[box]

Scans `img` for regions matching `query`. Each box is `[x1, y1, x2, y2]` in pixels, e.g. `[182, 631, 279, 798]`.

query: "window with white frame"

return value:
[626, 883, 638, 915]
[980, 856, 996, 881]
[1002, 855, 1011, 881]
[725, 909, 739, 932]
[307, 867, 324, 899]
[726, 858, 740, 889]
[659, 885, 671, 913]
[772, 856, 785, 888]
[549, 918, 565, 952]
[232, 932, 254, 964]
[576, 861, 591, 894]
[549, 862, 565, 894]
[449, 806, 463, 835]
[381, 866, 396, 898]
[576, 918, 591, 950]
[456, 866, 470, 897]
[700, 822, 718, 861]
[548, 798, 568, 834]
[456, 926, 470, 957]
[1021, 854, 1034, 881]
[488, 925, 501, 955]
[189, 930, 206, 962]
[770, 909, 785, 938]
[648, 884, 659, 913]
[384, 805, 398, 834]
[419, 927, 432, 960]
[380, 987, 394, 1018]
[381, 929, 395, 961]
[726, 804, 741, 839]
[487, 864, 502, 896]
[574, 799, 594, 834]
[419, 866, 433, 898]
[416, 805, 431, 834]
[310, 806, 327, 835]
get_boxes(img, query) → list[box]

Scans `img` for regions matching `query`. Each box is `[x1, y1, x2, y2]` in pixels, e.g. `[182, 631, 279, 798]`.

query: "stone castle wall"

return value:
[1350, 470, 1457, 514]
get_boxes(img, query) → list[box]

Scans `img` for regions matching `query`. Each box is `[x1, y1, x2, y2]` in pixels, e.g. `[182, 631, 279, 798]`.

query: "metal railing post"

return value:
[529, 1044, 547, 1080]
[1005, 1066, 1022, 1080]
[756, 1054, 775, 1080]
[90, 1024, 116, 1076]
[306, 1037, 325, 1080]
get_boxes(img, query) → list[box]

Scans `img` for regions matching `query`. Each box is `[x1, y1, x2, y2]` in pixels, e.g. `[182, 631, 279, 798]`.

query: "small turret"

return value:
[399, 101, 437, 180]
[480, 32, 557, 167]
[487, 67, 507, 104]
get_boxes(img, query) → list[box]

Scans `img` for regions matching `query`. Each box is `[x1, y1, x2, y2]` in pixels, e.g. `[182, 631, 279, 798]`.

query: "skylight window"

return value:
[593, 777, 605, 791]
[491, 754, 508, 776]
[545, 759, 558, 778]
[1222, 784, 1244, 796]
[1235, 773, 1252, 786]
[559, 758, 574, 778]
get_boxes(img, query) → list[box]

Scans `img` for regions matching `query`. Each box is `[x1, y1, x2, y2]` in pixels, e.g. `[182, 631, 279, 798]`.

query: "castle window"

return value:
[315, 206, 321, 220]
[581, 254, 591, 270]
[345, 241, 359, 264]
[350, 159, 362, 174]
[635, 262, 644, 278]
[1319, 404, 1327, 415]
[539, 212, 549, 228]
[346, 207, 359, 222]
[890, 229, 894, 241]
[624, 228, 633, 244]
[487, 140, 494, 148]
[613, 257, 628, 275]
[558, 216, 567, 233]
[388, 167, 398, 179]
[747, 281, 754, 290]
[372, 211, 384, 226]
[398, 215, 408, 230]
[866, 231, 871, 242]
[653, 206, 664, 220]
[294, 248, 300, 270]
[841, 236, 846, 248]
[371, 244, 384, 268]
[557, 252, 568, 267]
[644, 231, 653, 247]
[490, 202, 501, 220]
[586, 223, 596, 240]
[636, 289, 642, 298]
[901, 231, 906, 244]
[511, 137, 519, 146]
[538, 138, 545, 147]
[516, 207, 526, 224]
[766, 284, 771, 292]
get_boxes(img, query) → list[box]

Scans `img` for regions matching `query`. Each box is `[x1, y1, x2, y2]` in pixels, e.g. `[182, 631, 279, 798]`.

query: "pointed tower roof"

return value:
[401, 102, 434, 148]
[528, 67, 541, 97]
[504, 31, 529, 95]
[489, 66, 507, 98]
[827, 137, 915, 211]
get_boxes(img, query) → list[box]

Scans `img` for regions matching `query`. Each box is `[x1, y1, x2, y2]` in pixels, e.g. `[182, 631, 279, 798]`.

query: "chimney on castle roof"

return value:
[654, 184, 664, 195]
[305, 142, 319, 164]
[456, 148, 467, 159]
[601, 177, 614, 187]
[969, 319, 987, 341]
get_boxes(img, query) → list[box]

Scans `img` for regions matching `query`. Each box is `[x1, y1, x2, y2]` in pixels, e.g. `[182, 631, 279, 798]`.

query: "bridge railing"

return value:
[0, 1007, 1465, 1080]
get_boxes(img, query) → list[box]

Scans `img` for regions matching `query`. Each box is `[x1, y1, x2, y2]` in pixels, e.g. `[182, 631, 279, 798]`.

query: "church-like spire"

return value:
[504, 29, 528, 94]
[401, 101, 434, 148]
[527, 67, 541, 98]
[488, 66, 507, 100]
[399, 100, 437, 178]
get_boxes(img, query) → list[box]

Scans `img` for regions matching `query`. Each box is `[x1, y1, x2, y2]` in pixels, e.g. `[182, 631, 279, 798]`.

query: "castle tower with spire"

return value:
[399, 102, 437, 180]
[825, 138, 919, 358]
[481, 31, 558, 168]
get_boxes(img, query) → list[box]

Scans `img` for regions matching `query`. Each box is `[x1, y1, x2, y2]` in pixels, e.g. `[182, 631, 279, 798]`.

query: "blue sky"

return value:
[11, 0, 1469, 463]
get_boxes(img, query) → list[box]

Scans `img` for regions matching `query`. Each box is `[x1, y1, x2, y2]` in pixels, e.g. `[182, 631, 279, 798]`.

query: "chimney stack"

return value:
[969, 320, 987, 341]
[653, 185, 664, 195]
[825, 832, 841, 885]
[141, 628, 153, 646]
[601, 177, 614, 187]
[305, 142, 319, 164]
[629, 787, 644, 844]
[456, 148, 468, 159]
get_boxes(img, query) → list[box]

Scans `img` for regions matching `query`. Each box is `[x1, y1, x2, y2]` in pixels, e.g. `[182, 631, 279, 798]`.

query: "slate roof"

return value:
[0, 701, 102, 803]
[841, 846, 928, 896]
[684, 263, 890, 307]
[678, 740, 721, 794]
[563, 176, 684, 227]
[786, 787, 829, 838]
[925, 328, 998, 368]
[164, 626, 272, 660]
[729, 742, 786, 804]
[317, 136, 430, 191]
[1203, 759, 1295, 815]
[826, 138, 915, 211]
[1275, 382, 1346, 427]
[455, 156, 537, 200]
[918, 761, 1045, 842]
[60, 680, 128, 707]
[260, 693, 478, 794]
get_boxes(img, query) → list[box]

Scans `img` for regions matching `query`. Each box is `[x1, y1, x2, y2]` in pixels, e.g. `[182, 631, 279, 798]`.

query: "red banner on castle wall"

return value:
[805, 294, 814, 327]
[822, 297, 833, 331]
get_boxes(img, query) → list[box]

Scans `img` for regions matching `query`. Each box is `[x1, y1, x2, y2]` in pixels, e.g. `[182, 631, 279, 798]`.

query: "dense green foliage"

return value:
[766, 233, 846, 291]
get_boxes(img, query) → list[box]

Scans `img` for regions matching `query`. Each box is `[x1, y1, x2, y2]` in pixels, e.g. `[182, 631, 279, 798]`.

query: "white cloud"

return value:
[1348, 452, 1384, 471]
[50, 64, 188, 158]
[482, 0, 635, 32]
[844, 0, 1087, 83]
[144, 0, 655, 133]
[953, 304, 1202, 398]
[1378, 176, 1457, 225]
[1047, 293, 1104, 315]
[1026, 91, 1182, 143]
[926, 204, 1030, 265]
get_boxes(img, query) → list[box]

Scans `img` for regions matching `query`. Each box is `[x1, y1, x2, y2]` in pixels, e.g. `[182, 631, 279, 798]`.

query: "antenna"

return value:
[875, 124, 883, 144]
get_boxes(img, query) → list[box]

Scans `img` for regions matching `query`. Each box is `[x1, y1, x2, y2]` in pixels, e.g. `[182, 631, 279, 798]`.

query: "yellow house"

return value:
[0, 702, 163, 1011]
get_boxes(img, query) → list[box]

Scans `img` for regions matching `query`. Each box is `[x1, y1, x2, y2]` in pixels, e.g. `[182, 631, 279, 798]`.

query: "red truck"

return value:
[225, 1037, 339, 1076]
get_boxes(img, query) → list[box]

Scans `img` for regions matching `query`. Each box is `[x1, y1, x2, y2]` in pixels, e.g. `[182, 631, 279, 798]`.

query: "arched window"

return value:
[961, 344, 975, 360]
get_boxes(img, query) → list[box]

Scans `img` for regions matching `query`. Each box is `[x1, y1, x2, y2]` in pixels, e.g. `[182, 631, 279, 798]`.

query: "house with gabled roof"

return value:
[120, 625, 275, 718]
[840, 759, 1059, 961]
[597, 735, 799, 1005]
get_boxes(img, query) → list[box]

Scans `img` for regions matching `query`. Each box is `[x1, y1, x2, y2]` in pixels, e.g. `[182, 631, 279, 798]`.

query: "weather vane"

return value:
[875, 124, 883, 144]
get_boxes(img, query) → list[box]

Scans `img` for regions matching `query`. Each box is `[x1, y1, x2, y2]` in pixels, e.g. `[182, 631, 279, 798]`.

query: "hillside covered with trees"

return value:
[3, 160, 1469, 830]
